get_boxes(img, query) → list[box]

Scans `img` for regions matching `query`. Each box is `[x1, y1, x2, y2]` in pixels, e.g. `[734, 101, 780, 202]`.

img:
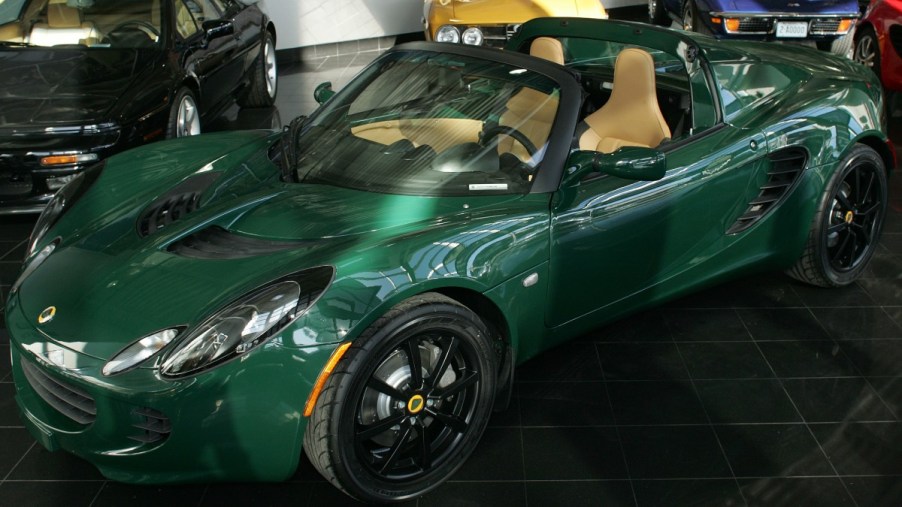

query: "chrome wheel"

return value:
[264, 39, 277, 99]
[854, 30, 879, 72]
[682, 2, 694, 31]
[176, 94, 200, 137]
[648, 0, 658, 21]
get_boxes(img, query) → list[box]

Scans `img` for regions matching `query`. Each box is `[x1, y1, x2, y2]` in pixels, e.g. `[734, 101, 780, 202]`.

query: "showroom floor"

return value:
[2, 14, 902, 507]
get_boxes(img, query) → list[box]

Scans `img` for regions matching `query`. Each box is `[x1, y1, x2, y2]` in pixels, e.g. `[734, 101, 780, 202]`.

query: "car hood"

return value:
[714, 0, 859, 14]
[0, 48, 153, 127]
[448, 0, 587, 23]
[12, 131, 530, 360]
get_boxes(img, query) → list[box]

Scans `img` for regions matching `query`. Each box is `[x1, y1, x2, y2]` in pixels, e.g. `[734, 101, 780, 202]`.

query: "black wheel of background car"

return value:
[481, 125, 538, 156]
[681, 1, 711, 35]
[304, 293, 497, 503]
[854, 26, 881, 79]
[166, 88, 201, 139]
[788, 144, 887, 287]
[238, 31, 278, 108]
[648, 0, 667, 25]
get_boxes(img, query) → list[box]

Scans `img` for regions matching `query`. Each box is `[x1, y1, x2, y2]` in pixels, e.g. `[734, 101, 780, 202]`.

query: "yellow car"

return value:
[423, 0, 608, 47]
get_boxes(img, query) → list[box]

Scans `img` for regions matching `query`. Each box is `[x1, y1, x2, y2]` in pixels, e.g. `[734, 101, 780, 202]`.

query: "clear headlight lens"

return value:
[161, 266, 334, 378]
[461, 27, 483, 45]
[436, 25, 460, 43]
[102, 328, 180, 376]
[10, 239, 57, 294]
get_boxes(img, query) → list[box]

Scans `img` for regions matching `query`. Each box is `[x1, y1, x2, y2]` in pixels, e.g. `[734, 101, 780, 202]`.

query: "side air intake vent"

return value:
[727, 148, 808, 234]
[137, 172, 221, 238]
[168, 226, 313, 259]
[130, 407, 172, 444]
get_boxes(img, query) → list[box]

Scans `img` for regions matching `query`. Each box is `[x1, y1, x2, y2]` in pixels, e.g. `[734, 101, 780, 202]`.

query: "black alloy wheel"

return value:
[788, 144, 888, 287]
[305, 293, 497, 503]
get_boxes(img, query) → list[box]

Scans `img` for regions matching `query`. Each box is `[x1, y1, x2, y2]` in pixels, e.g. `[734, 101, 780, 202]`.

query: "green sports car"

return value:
[6, 17, 894, 503]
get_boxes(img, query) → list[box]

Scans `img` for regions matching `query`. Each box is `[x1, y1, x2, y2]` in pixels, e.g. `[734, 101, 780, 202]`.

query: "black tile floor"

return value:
[2, 11, 902, 507]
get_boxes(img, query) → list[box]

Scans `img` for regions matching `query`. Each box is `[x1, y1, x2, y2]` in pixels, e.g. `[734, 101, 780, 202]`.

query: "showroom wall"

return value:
[261, 0, 642, 50]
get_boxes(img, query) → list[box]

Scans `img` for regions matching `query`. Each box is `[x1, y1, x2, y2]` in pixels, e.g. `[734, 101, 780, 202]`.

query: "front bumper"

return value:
[704, 12, 858, 41]
[6, 297, 339, 484]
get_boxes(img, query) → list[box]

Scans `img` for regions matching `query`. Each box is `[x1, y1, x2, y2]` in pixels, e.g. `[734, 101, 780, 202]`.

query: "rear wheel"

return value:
[304, 293, 497, 503]
[238, 31, 277, 108]
[787, 144, 887, 287]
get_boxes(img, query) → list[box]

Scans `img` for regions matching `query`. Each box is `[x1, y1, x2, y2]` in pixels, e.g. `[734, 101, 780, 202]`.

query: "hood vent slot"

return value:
[137, 172, 221, 238]
[727, 148, 807, 234]
[168, 226, 313, 259]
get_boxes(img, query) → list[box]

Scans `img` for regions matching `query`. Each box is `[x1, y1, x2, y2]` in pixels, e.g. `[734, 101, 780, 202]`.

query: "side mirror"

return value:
[564, 147, 666, 185]
[314, 82, 335, 104]
[202, 19, 234, 45]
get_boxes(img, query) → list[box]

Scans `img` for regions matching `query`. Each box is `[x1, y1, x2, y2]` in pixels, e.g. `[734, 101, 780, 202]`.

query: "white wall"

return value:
[260, 0, 643, 51]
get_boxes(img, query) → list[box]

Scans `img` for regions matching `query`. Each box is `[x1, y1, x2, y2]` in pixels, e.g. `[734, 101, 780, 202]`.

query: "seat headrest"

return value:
[610, 48, 658, 106]
[530, 37, 565, 65]
[48, 4, 82, 28]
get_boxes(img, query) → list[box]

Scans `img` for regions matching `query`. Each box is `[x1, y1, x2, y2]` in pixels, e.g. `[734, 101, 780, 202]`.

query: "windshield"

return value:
[294, 49, 562, 196]
[1, 0, 162, 48]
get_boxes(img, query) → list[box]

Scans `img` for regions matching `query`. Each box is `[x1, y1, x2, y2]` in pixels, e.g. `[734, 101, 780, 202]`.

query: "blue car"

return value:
[649, 0, 859, 51]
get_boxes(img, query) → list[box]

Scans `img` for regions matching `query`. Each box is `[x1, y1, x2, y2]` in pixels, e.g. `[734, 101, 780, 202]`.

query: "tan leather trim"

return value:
[47, 4, 82, 28]
[530, 37, 565, 65]
[499, 88, 558, 161]
[580, 48, 672, 154]
[351, 118, 483, 153]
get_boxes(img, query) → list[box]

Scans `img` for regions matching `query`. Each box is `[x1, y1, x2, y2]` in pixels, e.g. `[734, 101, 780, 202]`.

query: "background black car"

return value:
[0, 0, 277, 214]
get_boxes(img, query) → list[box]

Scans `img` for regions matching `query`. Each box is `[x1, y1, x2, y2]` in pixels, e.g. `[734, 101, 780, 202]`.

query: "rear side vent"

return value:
[727, 148, 808, 234]
[168, 226, 313, 259]
[137, 172, 221, 238]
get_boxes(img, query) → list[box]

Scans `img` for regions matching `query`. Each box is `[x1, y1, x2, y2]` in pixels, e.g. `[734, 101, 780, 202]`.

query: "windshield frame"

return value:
[300, 41, 583, 195]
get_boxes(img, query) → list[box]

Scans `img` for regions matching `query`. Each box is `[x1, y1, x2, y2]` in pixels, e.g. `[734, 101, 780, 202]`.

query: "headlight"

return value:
[27, 161, 104, 257]
[461, 27, 483, 46]
[10, 239, 57, 294]
[160, 266, 334, 378]
[435, 25, 460, 43]
[102, 328, 180, 376]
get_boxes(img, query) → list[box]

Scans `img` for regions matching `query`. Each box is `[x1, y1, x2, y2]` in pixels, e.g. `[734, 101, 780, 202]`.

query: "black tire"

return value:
[682, 1, 711, 35]
[821, 28, 854, 59]
[304, 293, 498, 503]
[787, 144, 888, 287]
[648, 0, 667, 26]
[166, 87, 201, 139]
[238, 30, 277, 108]
[854, 25, 881, 79]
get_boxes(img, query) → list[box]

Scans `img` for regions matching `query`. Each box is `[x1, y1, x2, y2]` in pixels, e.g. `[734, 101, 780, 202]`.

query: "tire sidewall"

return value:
[166, 87, 199, 139]
[263, 32, 277, 102]
[814, 146, 887, 285]
[326, 302, 497, 502]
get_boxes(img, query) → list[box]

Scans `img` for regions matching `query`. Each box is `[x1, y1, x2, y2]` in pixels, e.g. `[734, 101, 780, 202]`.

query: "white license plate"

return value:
[775, 21, 808, 38]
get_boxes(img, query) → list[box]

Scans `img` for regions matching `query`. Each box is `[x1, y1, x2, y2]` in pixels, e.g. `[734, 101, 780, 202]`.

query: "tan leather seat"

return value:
[497, 37, 563, 161]
[30, 0, 100, 46]
[579, 48, 671, 153]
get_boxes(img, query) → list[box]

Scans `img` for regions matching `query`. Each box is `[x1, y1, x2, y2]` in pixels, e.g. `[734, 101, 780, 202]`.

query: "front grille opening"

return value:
[129, 407, 172, 444]
[21, 359, 96, 425]
[810, 19, 842, 35]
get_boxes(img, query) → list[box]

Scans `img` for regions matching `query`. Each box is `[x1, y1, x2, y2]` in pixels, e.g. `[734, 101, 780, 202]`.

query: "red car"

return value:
[855, 0, 902, 92]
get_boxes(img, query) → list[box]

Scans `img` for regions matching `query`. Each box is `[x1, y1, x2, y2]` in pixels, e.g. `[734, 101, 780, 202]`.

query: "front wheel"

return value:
[682, 1, 711, 35]
[648, 0, 667, 26]
[854, 26, 881, 79]
[166, 87, 201, 139]
[304, 293, 497, 503]
[787, 144, 888, 287]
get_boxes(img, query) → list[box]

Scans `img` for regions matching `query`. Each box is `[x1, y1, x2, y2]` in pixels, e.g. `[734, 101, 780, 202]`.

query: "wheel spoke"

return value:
[859, 201, 881, 217]
[429, 336, 459, 389]
[425, 408, 468, 434]
[835, 191, 854, 212]
[404, 338, 423, 389]
[367, 378, 407, 400]
[830, 230, 853, 264]
[418, 422, 432, 470]
[851, 222, 872, 246]
[827, 222, 847, 235]
[854, 169, 863, 204]
[357, 413, 406, 441]
[862, 171, 876, 204]
[434, 371, 478, 399]
[379, 422, 413, 474]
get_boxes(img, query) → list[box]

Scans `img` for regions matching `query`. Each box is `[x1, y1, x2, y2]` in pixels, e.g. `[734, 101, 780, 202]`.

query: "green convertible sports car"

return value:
[6, 17, 895, 503]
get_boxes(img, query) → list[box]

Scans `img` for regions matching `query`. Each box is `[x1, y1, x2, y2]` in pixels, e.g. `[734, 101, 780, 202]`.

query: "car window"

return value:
[0, 0, 28, 25]
[295, 50, 562, 197]
[175, 0, 199, 38]
[184, 0, 225, 23]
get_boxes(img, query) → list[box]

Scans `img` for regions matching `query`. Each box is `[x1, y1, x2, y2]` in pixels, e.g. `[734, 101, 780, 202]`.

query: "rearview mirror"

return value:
[564, 147, 666, 185]
[314, 82, 335, 104]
